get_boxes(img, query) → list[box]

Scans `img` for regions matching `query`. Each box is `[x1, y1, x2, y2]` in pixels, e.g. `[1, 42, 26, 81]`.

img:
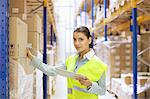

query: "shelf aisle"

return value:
[52, 75, 67, 99]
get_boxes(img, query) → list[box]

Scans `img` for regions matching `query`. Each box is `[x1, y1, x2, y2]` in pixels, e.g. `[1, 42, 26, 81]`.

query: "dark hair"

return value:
[74, 26, 93, 48]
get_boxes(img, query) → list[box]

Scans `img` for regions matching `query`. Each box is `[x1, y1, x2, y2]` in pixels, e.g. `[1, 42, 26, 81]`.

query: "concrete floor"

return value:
[52, 75, 116, 99]
[52, 75, 67, 99]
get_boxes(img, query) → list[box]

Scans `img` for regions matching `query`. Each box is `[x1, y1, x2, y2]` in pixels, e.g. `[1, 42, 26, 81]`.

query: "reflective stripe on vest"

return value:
[68, 88, 72, 94]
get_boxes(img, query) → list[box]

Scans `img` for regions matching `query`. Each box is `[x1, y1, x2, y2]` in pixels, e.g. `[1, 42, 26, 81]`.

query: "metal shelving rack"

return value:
[132, 1, 138, 98]
[78, 0, 150, 99]
[95, 0, 150, 34]
[84, 0, 87, 25]
[91, 0, 95, 47]
[43, 0, 48, 99]
[101, 0, 150, 99]
[104, 0, 108, 41]
[0, 0, 57, 98]
[43, 0, 58, 98]
[0, 0, 9, 98]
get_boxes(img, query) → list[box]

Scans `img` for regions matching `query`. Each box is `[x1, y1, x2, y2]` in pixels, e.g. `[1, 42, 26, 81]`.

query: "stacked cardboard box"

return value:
[47, 50, 56, 97]
[9, 17, 34, 99]
[47, 77, 55, 97]
[95, 40, 105, 61]
[26, 14, 45, 98]
[10, 0, 26, 14]
[26, 14, 43, 52]
[9, 58, 33, 99]
[102, 42, 133, 77]
[122, 73, 150, 99]
[33, 69, 43, 99]
[9, 17, 34, 72]
[9, 17, 34, 73]
[28, 32, 40, 51]
[120, 44, 133, 73]
[95, 36, 142, 90]
[111, 78, 122, 96]
[26, 14, 42, 33]
[39, 33, 44, 52]
[121, 73, 132, 85]
[139, 34, 150, 72]
[9, 17, 27, 59]
[47, 50, 55, 66]
[10, 0, 27, 20]
[100, 43, 121, 90]
[111, 76, 150, 99]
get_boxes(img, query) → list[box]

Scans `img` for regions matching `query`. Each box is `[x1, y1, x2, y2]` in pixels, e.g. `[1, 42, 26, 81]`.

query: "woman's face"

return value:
[73, 32, 91, 54]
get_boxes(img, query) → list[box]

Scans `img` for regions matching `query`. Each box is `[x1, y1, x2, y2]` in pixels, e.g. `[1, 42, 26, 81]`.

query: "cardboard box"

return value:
[119, 91, 147, 99]
[121, 59, 132, 67]
[140, 34, 150, 66]
[9, 17, 27, 59]
[47, 77, 55, 96]
[118, 86, 148, 99]
[121, 74, 132, 85]
[47, 50, 55, 65]
[26, 14, 42, 33]
[17, 58, 35, 74]
[10, 0, 26, 14]
[40, 33, 44, 52]
[33, 69, 43, 99]
[146, 89, 150, 98]
[138, 65, 149, 72]
[138, 76, 149, 87]
[111, 78, 122, 95]
[121, 66, 132, 73]
[9, 58, 33, 99]
[10, 13, 27, 21]
[28, 32, 40, 51]
[128, 73, 150, 87]
[111, 77, 149, 99]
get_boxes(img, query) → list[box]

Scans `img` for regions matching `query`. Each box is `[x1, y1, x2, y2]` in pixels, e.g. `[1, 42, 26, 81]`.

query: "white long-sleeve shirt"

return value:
[31, 49, 106, 95]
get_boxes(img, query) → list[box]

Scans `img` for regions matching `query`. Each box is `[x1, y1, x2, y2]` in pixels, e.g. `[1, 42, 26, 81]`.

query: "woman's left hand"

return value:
[75, 76, 92, 87]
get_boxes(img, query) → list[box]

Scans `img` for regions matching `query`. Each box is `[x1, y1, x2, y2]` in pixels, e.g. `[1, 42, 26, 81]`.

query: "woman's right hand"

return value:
[75, 75, 92, 87]
[27, 48, 34, 60]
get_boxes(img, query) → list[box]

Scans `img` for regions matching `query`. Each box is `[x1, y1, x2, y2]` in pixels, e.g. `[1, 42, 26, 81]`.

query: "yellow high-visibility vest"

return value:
[66, 54, 107, 99]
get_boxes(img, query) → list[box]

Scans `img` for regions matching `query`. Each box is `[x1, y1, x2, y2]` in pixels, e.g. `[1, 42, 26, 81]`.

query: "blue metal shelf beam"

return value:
[132, 2, 138, 99]
[74, 0, 77, 27]
[50, 25, 53, 46]
[84, 0, 87, 25]
[91, 0, 94, 47]
[80, 9, 82, 25]
[0, 0, 9, 98]
[43, 0, 48, 99]
[104, 0, 107, 41]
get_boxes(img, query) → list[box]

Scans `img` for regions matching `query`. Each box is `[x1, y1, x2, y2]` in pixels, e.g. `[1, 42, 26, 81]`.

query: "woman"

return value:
[27, 26, 107, 99]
